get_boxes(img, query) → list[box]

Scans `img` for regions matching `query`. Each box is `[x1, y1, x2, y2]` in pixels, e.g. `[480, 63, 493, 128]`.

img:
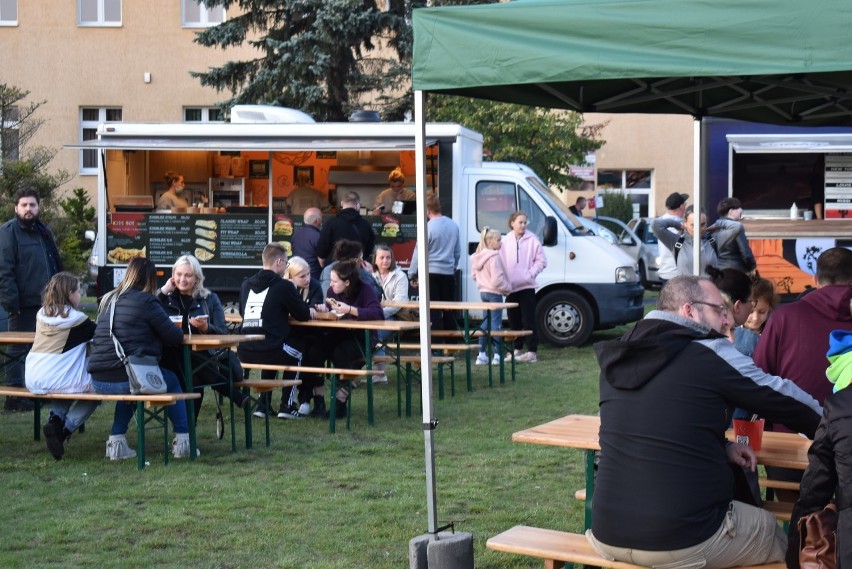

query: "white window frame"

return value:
[182, 0, 225, 28]
[80, 107, 122, 175]
[78, 0, 121, 27]
[0, 0, 18, 26]
[183, 107, 225, 123]
[597, 169, 654, 218]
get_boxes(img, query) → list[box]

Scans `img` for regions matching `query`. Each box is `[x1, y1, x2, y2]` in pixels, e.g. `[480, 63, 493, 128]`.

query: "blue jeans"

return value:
[48, 399, 101, 432]
[478, 292, 504, 353]
[93, 368, 187, 435]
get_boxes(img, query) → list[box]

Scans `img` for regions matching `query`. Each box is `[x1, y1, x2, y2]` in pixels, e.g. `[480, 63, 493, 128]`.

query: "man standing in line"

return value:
[568, 196, 587, 217]
[656, 192, 688, 283]
[0, 188, 63, 412]
[291, 207, 323, 281]
[589, 276, 821, 568]
[711, 197, 756, 273]
[315, 191, 375, 267]
[408, 193, 461, 331]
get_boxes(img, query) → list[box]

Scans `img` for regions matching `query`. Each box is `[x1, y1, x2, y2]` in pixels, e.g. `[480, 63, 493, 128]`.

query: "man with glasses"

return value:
[589, 276, 822, 569]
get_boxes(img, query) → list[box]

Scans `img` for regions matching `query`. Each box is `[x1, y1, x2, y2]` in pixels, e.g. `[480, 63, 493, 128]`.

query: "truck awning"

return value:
[66, 136, 437, 152]
[728, 134, 852, 153]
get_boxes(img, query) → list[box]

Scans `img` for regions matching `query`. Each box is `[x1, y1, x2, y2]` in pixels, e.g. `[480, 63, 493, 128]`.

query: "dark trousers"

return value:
[161, 347, 248, 419]
[6, 307, 38, 387]
[238, 337, 323, 408]
[428, 273, 458, 332]
[506, 288, 538, 352]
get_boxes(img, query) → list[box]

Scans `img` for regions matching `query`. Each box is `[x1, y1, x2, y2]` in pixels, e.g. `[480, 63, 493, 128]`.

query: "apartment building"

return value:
[1, 1, 695, 215]
[1, 1, 257, 200]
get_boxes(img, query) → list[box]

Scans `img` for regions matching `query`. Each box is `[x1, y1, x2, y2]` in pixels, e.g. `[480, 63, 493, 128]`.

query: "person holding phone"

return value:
[158, 255, 249, 421]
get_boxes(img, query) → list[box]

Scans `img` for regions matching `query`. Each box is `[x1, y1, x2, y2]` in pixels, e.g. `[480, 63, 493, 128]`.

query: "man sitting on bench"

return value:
[589, 276, 821, 568]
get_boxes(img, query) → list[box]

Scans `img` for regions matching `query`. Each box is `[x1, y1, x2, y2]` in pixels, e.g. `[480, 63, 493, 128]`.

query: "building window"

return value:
[80, 107, 122, 174]
[78, 0, 121, 26]
[0, 0, 18, 25]
[184, 107, 225, 122]
[597, 169, 653, 217]
[1, 105, 20, 161]
[182, 0, 224, 27]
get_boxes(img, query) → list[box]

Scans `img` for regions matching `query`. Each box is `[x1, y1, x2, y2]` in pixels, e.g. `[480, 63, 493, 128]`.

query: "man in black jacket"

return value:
[588, 276, 822, 569]
[0, 188, 62, 411]
[238, 243, 316, 419]
[315, 191, 375, 266]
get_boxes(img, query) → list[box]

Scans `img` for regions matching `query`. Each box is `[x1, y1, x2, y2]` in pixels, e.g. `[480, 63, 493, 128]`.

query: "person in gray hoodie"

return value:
[709, 197, 756, 273]
[652, 205, 718, 277]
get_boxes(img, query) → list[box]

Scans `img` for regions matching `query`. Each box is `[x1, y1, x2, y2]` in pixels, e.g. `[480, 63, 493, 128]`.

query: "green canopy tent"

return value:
[408, 0, 852, 541]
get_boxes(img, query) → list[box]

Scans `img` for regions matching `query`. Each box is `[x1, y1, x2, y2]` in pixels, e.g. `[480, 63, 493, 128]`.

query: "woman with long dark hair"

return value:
[88, 257, 192, 460]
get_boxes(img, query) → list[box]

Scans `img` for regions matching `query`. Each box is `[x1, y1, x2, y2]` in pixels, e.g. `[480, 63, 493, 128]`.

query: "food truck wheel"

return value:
[536, 289, 594, 347]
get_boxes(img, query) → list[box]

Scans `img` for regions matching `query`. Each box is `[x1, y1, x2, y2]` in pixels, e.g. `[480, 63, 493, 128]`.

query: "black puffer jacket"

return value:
[787, 388, 852, 569]
[315, 207, 375, 260]
[88, 288, 184, 383]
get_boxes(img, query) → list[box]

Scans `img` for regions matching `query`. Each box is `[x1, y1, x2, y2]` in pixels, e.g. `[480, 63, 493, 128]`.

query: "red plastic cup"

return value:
[732, 418, 765, 451]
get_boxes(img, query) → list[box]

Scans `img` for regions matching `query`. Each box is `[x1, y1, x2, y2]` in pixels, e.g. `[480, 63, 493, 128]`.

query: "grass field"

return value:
[0, 306, 645, 568]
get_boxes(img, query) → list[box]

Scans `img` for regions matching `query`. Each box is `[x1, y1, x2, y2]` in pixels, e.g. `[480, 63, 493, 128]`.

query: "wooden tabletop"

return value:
[290, 319, 421, 332]
[513, 414, 811, 470]
[0, 331, 36, 344]
[182, 334, 264, 349]
[383, 299, 518, 311]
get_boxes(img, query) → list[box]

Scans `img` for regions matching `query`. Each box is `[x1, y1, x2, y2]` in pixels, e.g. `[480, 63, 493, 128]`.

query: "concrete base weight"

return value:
[409, 531, 474, 569]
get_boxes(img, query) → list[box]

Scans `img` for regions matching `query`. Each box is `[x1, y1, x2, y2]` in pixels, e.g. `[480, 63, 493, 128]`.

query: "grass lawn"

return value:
[0, 303, 647, 569]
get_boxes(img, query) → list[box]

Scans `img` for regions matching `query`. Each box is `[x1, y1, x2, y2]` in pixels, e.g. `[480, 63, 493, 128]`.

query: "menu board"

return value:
[824, 154, 852, 219]
[107, 213, 267, 266]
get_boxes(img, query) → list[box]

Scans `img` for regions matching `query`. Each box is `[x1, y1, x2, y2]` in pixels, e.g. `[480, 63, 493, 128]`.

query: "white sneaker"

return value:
[298, 402, 311, 415]
[172, 433, 201, 458]
[491, 354, 501, 365]
[504, 350, 522, 362]
[475, 353, 489, 366]
[372, 374, 388, 384]
[105, 435, 136, 461]
[517, 351, 538, 363]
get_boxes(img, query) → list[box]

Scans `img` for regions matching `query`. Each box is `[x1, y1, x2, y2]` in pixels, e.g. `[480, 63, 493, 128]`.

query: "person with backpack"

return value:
[652, 205, 718, 277]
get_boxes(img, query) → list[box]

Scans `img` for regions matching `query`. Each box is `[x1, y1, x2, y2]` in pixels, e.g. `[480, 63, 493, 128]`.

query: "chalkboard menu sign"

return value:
[107, 213, 268, 266]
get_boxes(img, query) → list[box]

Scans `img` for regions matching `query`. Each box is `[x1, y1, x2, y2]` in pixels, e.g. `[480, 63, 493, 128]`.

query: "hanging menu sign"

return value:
[106, 213, 268, 266]
[824, 154, 852, 219]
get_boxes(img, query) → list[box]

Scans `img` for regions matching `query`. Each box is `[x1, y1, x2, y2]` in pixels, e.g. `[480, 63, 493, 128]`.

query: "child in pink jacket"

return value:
[499, 212, 547, 362]
[471, 227, 511, 365]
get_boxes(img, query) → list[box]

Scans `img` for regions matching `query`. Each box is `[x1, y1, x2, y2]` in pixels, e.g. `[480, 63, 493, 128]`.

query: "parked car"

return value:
[594, 216, 661, 287]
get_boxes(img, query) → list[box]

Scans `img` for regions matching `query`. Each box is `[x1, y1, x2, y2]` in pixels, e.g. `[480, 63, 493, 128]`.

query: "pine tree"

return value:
[192, 0, 414, 121]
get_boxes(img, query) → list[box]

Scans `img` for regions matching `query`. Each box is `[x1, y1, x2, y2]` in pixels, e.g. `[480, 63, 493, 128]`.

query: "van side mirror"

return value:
[84, 230, 96, 242]
[542, 216, 557, 246]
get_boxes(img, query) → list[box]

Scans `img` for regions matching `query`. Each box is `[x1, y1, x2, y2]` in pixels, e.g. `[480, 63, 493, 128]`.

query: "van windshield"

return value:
[526, 176, 593, 236]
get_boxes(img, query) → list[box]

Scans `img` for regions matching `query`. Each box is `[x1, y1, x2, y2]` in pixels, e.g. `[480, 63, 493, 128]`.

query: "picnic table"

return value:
[512, 414, 811, 530]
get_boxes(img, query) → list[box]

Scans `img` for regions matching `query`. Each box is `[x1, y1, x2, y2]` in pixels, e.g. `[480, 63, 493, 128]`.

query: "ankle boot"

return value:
[309, 395, 327, 418]
[43, 414, 67, 460]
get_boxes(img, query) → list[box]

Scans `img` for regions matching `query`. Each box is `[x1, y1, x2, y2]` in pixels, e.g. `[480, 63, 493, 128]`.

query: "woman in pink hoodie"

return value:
[499, 212, 547, 362]
[471, 227, 511, 365]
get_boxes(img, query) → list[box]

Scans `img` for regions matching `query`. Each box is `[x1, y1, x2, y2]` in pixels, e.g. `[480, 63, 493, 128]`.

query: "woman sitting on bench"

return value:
[88, 257, 194, 461]
[25, 273, 100, 461]
[315, 260, 383, 418]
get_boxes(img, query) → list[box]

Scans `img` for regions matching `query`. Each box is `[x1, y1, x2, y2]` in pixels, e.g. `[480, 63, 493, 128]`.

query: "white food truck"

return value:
[81, 109, 643, 345]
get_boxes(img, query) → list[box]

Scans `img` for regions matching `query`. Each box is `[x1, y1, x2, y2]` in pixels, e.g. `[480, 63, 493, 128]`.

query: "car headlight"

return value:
[615, 266, 639, 283]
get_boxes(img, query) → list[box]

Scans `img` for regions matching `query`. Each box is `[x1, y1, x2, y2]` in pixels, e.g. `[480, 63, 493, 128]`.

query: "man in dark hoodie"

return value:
[588, 276, 821, 569]
[0, 188, 62, 412]
[315, 191, 375, 267]
[238, 243, 315, 419]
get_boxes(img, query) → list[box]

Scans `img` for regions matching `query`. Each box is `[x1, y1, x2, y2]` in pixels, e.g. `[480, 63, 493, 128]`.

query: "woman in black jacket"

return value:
[88, 257, 192, 461]
[786, 329, 852, 568]
[158, 255, 248, 420]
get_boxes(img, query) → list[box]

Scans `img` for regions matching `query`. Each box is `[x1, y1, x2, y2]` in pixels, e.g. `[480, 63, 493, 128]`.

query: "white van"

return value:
[79, 114, 643, 346]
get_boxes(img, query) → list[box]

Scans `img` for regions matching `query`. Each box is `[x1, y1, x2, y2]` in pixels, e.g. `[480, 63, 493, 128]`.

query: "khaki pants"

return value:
[586, 501, 786, 569]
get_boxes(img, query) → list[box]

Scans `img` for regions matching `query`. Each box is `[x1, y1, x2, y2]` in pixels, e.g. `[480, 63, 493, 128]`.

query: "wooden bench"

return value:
[420, 330, 534, 388]
[395, 355, 456, 417]
[0, 386, 200, 470]
[231, 379, 301, 448]
[238, 363, 381, 432]
[487, 525, 787, 569]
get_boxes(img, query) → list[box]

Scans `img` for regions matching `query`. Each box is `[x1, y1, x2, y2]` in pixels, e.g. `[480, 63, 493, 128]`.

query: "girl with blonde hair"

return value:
[471, 228, 511, 365]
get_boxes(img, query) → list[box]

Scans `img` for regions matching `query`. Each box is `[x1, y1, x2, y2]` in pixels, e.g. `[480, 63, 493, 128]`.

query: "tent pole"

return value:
[692, 118, 702, 275]
[414, 89, 439, 534]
